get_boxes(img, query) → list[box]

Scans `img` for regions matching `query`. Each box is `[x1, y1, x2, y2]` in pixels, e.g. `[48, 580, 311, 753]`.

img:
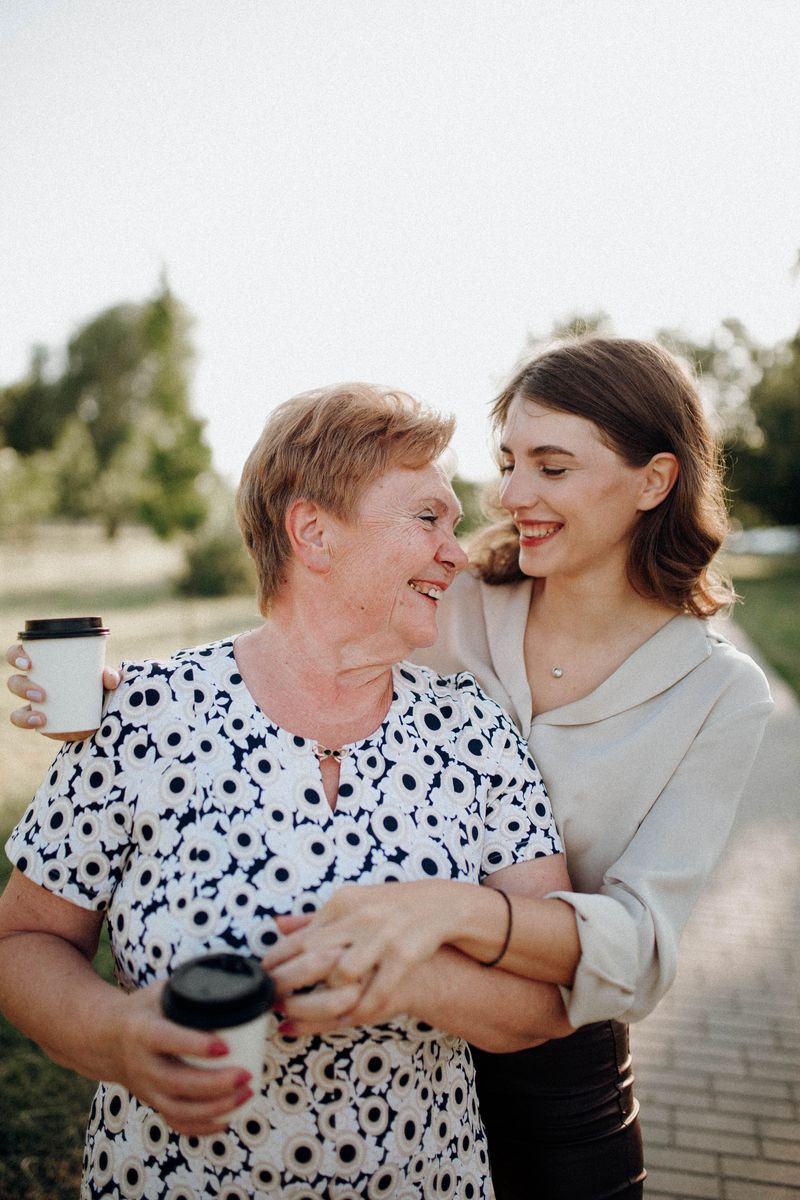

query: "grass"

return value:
[0, 525, 796, 1198]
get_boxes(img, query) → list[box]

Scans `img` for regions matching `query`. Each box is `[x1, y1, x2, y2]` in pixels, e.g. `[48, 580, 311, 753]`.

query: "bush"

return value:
[176, 525, 255, 598]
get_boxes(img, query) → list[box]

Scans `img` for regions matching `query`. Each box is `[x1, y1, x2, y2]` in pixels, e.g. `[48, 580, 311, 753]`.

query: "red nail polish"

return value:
[278, 1020, 297, 1036]
[208, 1039, 229, 1057]
[234, 1086, 254, 1107]
[234, 1070, 253, 1088]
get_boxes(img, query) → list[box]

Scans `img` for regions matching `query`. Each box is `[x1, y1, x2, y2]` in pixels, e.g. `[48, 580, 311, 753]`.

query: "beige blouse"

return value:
[413, 570, 774, 1028]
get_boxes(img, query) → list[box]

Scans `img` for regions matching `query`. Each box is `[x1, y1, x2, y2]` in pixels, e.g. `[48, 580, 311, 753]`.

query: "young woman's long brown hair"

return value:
[470, 338, 734, 617]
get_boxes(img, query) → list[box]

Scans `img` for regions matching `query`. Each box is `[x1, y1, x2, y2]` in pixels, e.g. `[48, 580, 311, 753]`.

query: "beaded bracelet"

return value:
[480, 887, 513, 968]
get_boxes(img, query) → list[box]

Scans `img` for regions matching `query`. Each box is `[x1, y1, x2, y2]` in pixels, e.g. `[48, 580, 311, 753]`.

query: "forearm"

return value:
[0, 873, 253, 1135]
[0, 931, 128, 1081]
[433, 880, 581, 988]
[408, 945, 573, 1053]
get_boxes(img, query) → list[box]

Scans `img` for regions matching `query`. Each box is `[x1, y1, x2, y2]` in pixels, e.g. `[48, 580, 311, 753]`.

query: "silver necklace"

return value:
[551, 666, 565, 678]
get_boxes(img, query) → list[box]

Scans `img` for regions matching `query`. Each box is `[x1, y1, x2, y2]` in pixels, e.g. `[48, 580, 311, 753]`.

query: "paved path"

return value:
[632, 622, 800, 1198]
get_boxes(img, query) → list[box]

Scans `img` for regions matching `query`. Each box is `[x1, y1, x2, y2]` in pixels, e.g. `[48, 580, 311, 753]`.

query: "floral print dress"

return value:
[7, 639, 561, 1200]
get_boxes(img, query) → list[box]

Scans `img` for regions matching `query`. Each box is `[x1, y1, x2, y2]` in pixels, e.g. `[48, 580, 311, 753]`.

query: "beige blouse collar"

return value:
[480, 578, 712, 733]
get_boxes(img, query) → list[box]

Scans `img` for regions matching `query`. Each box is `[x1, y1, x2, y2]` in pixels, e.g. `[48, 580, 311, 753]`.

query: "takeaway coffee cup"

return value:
[161, 952, 275, 1118]
[19, 616, 109, 734]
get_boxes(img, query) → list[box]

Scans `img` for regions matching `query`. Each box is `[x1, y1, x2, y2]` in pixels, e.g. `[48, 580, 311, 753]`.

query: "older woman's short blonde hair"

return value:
[236, 383, 456, 613]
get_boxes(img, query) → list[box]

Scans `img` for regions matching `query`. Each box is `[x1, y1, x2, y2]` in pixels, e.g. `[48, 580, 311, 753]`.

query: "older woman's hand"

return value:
[5, 643, 121, 735]
[110, 979, 256, 1136]
[262, 880, 474, 1022]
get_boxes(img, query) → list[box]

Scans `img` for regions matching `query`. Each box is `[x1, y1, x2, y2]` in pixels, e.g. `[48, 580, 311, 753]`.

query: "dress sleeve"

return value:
[548, 686, 773, 1027]
[478, 707, 563, 880]
[4, 658, 168, 912]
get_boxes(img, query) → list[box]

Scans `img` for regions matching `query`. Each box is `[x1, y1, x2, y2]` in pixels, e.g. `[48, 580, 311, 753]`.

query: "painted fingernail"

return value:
[208, 1039, 229, 1057]
[234, 1070, 252, 1088]
[15, 657, 29, 670]
[26, 688, 44, 702]
[234, 1086, 254, 1107]
[278, 1020, 297, 1036]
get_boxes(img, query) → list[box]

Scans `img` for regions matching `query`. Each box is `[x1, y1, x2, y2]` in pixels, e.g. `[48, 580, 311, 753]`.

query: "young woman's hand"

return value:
[261, 880, 476, 1022]
[269, 919, 442, 1037]
[5, 643, 121, 736]
[109, 979, 256, 1136]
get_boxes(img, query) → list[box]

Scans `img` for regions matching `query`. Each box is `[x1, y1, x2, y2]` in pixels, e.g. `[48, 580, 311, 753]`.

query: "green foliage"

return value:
[724, 332, 800, 526]
[518, 310, 614, 366]
[49, 416, 100, 520]
[0, 346, 73, 456]
[175, 475, 255, 598]
[0, 278, 212, 540]
[663, 320, 800, 526]
[177, 525, 255, 598]
[451, 474, 485, 537]
[656, 318, 767, 439]
[0, 447, 58, 535]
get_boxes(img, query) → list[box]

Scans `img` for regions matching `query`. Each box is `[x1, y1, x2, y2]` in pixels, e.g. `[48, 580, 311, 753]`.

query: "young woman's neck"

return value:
[530, 569, 676, 636]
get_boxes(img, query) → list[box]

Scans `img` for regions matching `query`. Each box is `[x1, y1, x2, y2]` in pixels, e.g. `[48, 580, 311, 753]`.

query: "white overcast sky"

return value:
[2, 0, 799, 483]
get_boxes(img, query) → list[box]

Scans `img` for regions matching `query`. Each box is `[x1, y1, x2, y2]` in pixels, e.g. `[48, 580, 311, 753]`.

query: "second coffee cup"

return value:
[161, 951, 275, 1119]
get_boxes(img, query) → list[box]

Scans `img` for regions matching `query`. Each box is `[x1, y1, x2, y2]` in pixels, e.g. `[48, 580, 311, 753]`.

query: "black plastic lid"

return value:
[19, 616, 109, 640]
[161, 952, 274, 1030]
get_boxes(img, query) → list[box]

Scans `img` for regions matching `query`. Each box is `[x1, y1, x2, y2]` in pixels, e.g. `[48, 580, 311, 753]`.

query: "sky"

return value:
[2, 0, 799, 484]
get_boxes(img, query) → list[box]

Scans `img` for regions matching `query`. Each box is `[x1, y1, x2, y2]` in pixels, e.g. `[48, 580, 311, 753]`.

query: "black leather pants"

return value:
[471, 1021, 646, 1200]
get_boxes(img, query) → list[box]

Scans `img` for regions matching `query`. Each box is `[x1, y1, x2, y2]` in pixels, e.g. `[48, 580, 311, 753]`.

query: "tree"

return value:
[518, 310, 614, 365]
[655, 319, 800, 526]
[0, 278, 212, 538]
[0, 345, 73, 456]
[724, 330, 800, 526]
[0, 446, 58, 535]
[655, 318, 766, 442]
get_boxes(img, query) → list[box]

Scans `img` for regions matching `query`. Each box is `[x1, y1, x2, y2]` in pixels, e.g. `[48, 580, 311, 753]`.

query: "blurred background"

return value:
[2, 2, 799, 1195]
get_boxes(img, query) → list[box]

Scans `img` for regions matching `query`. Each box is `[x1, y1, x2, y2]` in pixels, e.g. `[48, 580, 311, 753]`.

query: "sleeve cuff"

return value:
[547, 890, 639, 1027]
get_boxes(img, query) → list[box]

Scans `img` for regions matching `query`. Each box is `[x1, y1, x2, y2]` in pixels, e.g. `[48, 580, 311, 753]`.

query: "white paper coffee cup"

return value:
[20, 616, 109, 734]
[161, 952, 275, 1120]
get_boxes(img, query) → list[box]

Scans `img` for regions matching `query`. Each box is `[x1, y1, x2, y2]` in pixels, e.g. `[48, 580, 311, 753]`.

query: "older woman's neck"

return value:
[233, 619, 396, 751]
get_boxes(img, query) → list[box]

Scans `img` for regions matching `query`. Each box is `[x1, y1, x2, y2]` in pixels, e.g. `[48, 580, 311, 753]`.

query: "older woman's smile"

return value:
[408, 580, 446, 601]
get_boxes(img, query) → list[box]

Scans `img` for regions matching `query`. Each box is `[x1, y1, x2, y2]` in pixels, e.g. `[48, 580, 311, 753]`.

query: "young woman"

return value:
[254, 339, 772, 1199]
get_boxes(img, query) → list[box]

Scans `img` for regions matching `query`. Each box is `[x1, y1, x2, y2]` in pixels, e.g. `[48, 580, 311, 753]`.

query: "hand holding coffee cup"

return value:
[15, 616, 110, 736]
[162, 952, 275, 1120]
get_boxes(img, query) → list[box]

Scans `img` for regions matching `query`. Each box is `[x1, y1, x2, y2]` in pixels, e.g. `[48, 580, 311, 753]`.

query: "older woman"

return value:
[0, 384, 574, 1200]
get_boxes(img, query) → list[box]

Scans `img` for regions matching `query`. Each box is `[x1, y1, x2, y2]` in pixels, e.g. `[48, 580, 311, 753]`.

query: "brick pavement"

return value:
[631, 623, 800, 1198]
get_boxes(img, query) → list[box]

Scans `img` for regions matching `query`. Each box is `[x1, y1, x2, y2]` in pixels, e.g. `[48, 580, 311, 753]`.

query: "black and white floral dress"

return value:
[7, 639, 561, 1200]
